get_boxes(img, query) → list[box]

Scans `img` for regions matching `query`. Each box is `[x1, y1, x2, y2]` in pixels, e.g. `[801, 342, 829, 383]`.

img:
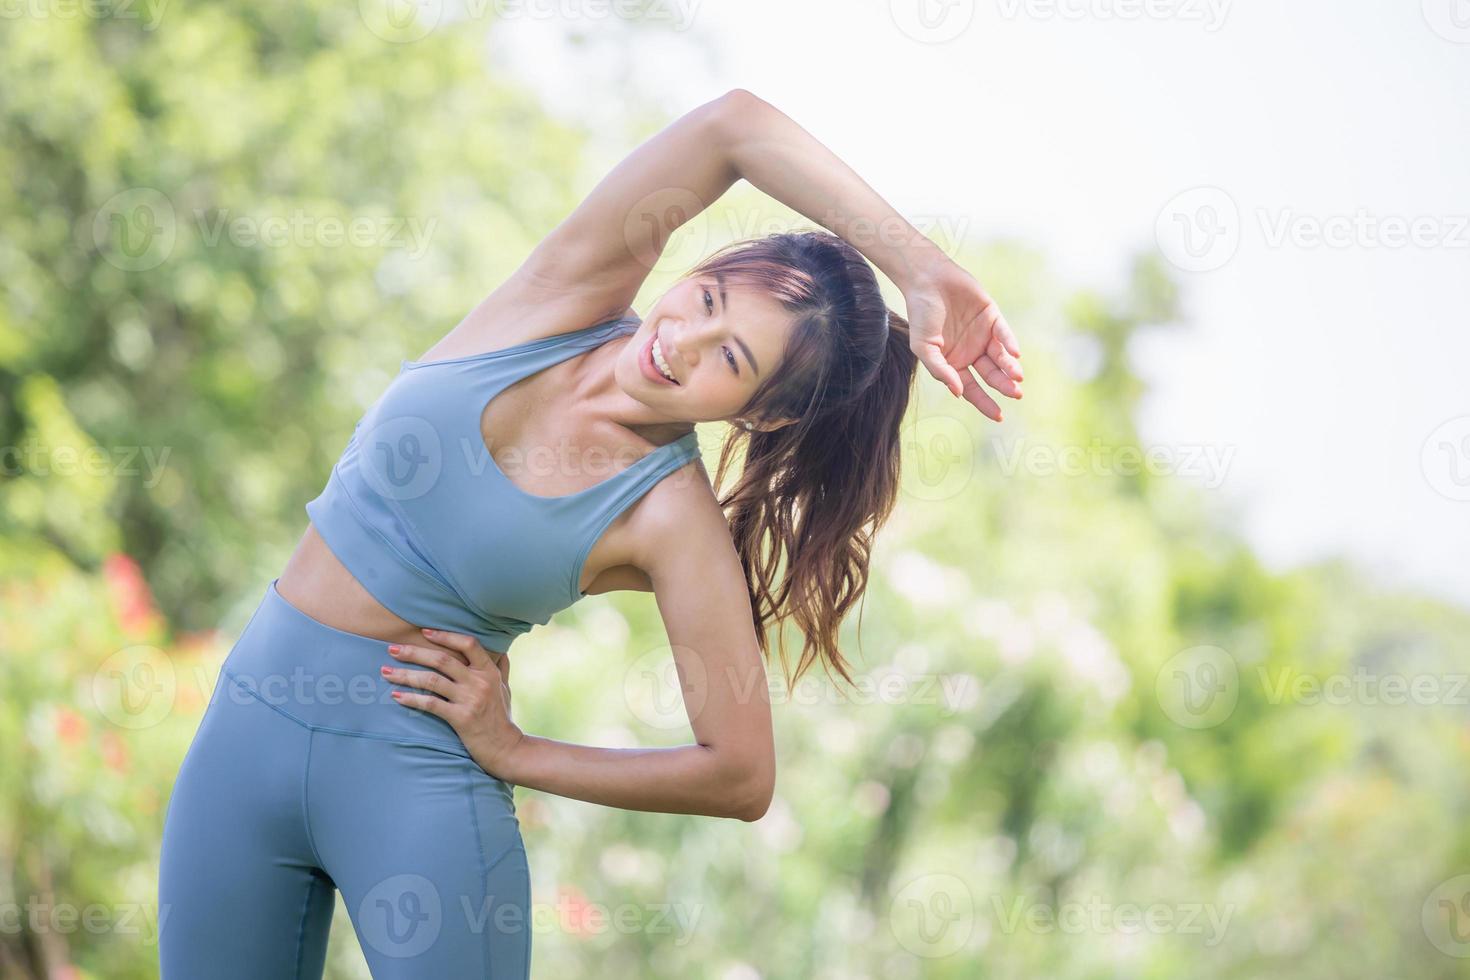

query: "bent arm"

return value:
[716, 89, 949, 291]
[497, 738, 762, 821]
[513, 90, 746, 316]
[497, 474, 776, 822]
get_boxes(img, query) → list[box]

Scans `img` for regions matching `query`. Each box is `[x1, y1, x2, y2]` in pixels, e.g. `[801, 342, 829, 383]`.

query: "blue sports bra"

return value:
[304, 313, 703, 653]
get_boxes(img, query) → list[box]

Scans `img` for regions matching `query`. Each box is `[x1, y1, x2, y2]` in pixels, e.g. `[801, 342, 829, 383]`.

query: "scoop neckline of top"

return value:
[402, 312, 701, 505]
[399, 313, 640, 370]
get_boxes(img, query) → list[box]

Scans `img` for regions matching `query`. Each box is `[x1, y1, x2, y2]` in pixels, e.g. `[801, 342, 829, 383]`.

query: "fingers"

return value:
[387, 642, 469, 683]
[916, 344, 965, 399]
[975, 354, 1022, 399]
[389, 689, 454, 719]
[959, 368, 1004, 422]
[420, 627, 499, 670]
[993, 311, 1021, 358]
[987, 336, 1024, 382]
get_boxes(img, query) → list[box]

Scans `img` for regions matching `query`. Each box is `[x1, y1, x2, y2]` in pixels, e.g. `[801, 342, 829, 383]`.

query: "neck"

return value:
[571, 334, 694, 447]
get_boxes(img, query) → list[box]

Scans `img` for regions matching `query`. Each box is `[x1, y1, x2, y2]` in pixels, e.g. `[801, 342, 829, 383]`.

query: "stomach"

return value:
[275, 522, 441, 649]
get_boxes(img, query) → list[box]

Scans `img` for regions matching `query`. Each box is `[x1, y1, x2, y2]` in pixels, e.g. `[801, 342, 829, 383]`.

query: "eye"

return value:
[703, 289, 714, 315]
[723, 347, 738, 374]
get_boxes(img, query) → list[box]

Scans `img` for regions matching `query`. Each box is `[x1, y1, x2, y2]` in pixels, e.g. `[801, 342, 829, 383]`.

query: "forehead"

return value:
[713, 275, 793, 336]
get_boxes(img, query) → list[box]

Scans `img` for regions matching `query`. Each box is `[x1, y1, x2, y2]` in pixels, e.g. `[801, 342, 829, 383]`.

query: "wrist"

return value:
[886, 237, 951, 293]
[493, 727, 530, 784]
[474, 725, 527, 784]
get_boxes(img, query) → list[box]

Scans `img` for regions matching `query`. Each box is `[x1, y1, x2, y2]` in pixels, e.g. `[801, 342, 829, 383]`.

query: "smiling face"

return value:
[616, 272, 797, 423]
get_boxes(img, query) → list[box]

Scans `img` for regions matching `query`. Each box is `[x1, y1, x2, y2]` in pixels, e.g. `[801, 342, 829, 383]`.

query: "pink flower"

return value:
[557, 884, 597, 939]
[100, 731, 130, 773]
[55, 706, 87, 745]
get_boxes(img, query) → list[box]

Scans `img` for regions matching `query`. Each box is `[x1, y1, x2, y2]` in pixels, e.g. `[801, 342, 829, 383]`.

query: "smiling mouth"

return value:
[645, 331, 679, 385]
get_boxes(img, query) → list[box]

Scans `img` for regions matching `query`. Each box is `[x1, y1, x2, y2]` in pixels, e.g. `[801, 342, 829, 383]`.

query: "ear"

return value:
[735, 416, 799, 434]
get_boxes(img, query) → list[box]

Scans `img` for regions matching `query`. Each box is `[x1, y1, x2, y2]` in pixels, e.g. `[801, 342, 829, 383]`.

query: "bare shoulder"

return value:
[624, 454, 742, 588]
[408, 268, 639, 364]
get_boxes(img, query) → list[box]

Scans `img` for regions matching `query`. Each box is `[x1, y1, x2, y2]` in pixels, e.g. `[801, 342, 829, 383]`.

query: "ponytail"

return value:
[713, 308, 918, 690]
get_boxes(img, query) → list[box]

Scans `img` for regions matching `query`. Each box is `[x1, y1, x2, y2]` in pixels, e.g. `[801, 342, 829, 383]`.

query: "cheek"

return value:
[686, 370, 741, 408]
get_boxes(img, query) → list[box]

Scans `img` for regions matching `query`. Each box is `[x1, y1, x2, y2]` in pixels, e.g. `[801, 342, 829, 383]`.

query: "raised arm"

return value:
[504, 90, 750, 330]
[716, 91, 1023, 415]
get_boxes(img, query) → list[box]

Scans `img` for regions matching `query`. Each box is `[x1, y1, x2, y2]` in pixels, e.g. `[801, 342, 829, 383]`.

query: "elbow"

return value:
[709, 88, 766, 178]
[733, 765, 775, 823]
[716, 87, 758, 109]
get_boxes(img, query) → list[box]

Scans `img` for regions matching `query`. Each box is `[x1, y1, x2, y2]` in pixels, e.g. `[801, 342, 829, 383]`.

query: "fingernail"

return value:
[380, 666, 392, 676]
[388, 645, 401, 655]
[422, 628, 436, 635]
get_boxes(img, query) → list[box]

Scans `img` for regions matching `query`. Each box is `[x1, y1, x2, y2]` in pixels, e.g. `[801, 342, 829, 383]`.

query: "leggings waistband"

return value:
[213, 578, 475, 761]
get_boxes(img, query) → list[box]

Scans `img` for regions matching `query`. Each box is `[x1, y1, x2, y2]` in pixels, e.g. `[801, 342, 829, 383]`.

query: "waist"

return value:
[278, 522, 434, 648]
[217, 577, 477, 760]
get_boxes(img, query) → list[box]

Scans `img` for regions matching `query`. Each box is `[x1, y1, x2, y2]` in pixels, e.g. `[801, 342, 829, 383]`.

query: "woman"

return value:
[157, 88, 1023, 978]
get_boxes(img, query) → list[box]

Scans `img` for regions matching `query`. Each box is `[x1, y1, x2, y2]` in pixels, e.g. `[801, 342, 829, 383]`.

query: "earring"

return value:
[739, 419, 754, 431]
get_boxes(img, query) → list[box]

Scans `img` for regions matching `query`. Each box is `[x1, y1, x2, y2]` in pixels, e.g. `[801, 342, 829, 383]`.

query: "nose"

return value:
[664, 322, 704, 373]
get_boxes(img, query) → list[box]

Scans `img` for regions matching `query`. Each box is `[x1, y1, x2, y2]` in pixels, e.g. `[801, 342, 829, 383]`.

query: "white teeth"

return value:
[651, 337, 677, 383]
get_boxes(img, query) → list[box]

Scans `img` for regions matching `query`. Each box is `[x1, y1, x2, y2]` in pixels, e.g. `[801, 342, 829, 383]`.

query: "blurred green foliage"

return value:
[3, 6, 1470, 980]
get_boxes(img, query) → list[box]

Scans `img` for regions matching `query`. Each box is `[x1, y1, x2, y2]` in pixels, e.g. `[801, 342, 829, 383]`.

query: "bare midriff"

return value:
[274, 522, 497, 653]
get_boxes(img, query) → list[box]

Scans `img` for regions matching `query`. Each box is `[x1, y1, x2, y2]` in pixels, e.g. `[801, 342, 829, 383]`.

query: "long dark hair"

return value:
[683, 230, 918, 691]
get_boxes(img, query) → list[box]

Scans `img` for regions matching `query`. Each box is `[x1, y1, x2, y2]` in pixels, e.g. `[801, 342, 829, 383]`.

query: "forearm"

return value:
[496, 734, 762, 821]
[716, 90, 949, 291]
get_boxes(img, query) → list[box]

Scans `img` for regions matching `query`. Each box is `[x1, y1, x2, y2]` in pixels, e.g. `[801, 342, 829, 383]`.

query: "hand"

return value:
[385, 628, 523, 779]
[902, 258, 1024, 422]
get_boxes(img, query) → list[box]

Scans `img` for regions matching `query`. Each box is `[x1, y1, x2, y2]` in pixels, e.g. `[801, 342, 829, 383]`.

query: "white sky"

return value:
[480, 0, 1470, 610]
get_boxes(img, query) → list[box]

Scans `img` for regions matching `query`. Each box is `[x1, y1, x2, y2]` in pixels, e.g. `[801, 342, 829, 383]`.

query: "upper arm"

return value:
[628, 471, 776, 818]
[513, 89, 752, 317]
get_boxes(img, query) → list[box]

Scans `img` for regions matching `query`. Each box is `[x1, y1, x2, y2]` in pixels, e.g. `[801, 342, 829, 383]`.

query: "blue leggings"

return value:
[158, 578, 531, 978]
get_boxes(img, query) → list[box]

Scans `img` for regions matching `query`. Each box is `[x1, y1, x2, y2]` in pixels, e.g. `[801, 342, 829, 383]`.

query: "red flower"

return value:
[103, 553, 160, 634]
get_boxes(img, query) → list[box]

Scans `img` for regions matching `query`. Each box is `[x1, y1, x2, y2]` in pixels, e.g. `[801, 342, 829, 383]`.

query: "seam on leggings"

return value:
[302, 729, 325, 870]
[466, 779, 492, 977]
[223, 668, 472, 757]
[294, 872, 316, 980]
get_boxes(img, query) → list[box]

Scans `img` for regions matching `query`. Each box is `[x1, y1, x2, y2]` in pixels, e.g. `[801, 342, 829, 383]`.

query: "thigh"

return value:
[158, 682, 336, 980]
[310, 734, 532, 979]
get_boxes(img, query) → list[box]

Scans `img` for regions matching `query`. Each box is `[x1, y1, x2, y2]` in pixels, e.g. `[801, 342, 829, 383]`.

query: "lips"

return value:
[641, 331, 678, 386]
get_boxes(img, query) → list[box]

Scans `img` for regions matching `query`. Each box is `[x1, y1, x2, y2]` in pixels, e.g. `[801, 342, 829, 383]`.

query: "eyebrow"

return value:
[714, 271, 759, 377]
